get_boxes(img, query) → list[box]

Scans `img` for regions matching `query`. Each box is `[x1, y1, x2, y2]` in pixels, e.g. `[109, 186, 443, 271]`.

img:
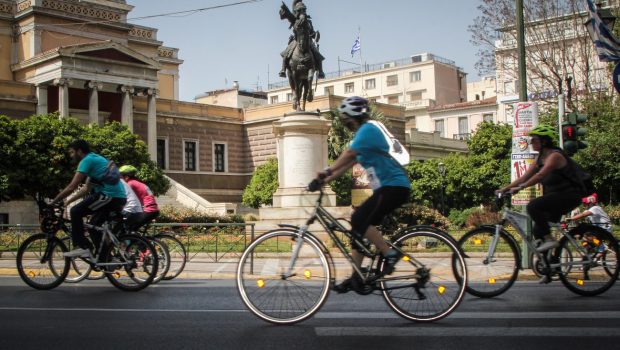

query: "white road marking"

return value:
[315, 326, 620, 337]
[315, 311, 620, 319]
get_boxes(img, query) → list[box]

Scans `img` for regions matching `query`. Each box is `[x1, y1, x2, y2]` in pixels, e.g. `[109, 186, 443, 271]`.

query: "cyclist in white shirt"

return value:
[568, 194, 613, 232]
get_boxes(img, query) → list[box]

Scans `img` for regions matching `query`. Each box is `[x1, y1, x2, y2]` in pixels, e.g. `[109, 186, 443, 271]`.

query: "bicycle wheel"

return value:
[457, 226, 519, 298]
[236, 230, 331, 324]
[381, 228, 467, 322]
[145, 236, 170, 284]
[557, 225, 619, 296]
[155, 233, 187, 280]
[59, 236, 92, 283]
[103, 234, 158, 291]
[16, 234, 70, 290]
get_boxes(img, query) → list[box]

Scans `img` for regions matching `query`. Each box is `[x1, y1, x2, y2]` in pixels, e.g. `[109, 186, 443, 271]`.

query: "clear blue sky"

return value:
[127, 0, 482, 101]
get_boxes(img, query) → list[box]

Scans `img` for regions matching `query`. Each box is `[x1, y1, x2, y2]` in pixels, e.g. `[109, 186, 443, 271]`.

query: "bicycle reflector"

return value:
[474, 239, 483, 245]
[257, 279, 265, 288]
[577, 279, 584, 286]
[402, 255, 410, 262]
[488, 278, 496, 284]
[304, 270, 312, 279]
[437, 285, 446, 295]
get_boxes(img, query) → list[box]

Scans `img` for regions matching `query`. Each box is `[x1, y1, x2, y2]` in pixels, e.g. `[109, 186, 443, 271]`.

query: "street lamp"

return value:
[438, 162, 446, 216]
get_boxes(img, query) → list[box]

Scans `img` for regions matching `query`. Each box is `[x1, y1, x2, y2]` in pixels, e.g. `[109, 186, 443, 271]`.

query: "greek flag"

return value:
[350, 36, 361, 57]
[585, 0, 620, 62]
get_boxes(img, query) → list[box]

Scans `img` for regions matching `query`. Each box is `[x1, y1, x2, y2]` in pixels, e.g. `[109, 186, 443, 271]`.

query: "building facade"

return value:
[267, 53, 468, 134]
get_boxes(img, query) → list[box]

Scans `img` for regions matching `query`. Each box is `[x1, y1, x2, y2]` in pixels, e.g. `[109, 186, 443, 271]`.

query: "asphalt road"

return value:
[1, 277, 619, 350]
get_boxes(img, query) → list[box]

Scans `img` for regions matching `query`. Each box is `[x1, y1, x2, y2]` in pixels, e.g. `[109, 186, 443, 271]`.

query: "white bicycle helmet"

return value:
[338, 96, 369, 119]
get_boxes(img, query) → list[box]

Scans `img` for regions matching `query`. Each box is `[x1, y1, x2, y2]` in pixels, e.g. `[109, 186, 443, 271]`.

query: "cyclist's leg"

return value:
[134, 211, 159, 231]
[528, 192, 581, 242]
[89, 197, 127, 251]
[69, 195, 99, 251]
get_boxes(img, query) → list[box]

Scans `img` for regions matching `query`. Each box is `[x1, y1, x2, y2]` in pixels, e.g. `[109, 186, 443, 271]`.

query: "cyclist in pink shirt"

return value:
[119, 165, 160, 231]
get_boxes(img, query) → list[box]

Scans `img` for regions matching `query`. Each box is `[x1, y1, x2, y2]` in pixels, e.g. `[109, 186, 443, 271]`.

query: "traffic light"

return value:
[562, 112, 587, 156]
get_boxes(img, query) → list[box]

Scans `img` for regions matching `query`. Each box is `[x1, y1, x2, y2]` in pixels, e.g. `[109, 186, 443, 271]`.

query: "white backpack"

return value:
[367, 120, 410, 166]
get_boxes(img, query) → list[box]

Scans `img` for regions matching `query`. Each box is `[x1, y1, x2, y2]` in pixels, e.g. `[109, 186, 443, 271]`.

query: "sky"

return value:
[127, 0, 483, 102]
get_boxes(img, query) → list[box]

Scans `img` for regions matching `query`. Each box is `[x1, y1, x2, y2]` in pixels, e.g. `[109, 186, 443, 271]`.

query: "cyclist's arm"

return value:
[65, 178, 92, 205]
[322, 149, 357, 182]
[568, 210, 592, 221]
[51, 172, 87, 204]
[498, 162, 538, 192]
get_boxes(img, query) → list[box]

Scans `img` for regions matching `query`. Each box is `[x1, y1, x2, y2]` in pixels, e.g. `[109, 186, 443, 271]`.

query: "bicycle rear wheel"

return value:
[16, 234, 69, 290]
[103, 235, 158, 291]
[557, 225, 619, 296]
[236, 230, 331, 324]
[381, 228, 467, 322]
[155, 233, 187, 280]
[145, 236, 170, 284]
[456, 226, 519, 298]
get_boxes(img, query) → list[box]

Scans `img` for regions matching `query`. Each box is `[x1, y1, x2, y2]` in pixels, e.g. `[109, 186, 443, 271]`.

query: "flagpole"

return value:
[358, 26, 366, 97]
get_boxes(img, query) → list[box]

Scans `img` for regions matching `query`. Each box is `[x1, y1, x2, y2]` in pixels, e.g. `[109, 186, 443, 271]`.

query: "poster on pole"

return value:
[511, 102, 542, 205]
[351, 163, 373, 207]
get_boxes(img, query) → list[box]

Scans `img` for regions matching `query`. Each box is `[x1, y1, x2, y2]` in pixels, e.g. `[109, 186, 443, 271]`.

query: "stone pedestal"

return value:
[271, 111, 336, 207]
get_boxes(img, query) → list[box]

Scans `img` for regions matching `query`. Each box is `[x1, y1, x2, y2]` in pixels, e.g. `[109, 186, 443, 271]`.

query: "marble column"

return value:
[35, 84, 47, 115]
[86, 81, 103, 125]
[120, 85, 134, 131]
[53, 78, 72, 118]
[147, 88, 158, 162]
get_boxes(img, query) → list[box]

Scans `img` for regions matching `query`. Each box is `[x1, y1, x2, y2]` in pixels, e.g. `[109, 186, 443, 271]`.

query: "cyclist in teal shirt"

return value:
[52, 140, 126, 258]
[313, 96, 411, 293]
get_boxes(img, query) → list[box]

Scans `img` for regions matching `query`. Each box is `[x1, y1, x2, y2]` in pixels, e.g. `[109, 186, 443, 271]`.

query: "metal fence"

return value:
[0, 222, 255, 263]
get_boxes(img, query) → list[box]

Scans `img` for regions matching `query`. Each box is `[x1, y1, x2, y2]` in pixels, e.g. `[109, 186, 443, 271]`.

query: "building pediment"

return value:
[12, 41, 160, 72]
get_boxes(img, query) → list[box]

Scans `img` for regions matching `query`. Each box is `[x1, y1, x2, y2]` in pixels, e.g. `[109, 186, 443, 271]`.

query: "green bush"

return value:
[242, 158, 278, 209]
[448, 208, 476, 228]
[605, 204, 620, 225]
[392, 204, 451, 230]
[157, 205, 245, 224]
[465, 207, 501, 227]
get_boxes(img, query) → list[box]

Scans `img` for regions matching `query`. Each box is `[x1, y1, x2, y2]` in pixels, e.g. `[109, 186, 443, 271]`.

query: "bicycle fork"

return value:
[483, 225, 502, 264]
[283, 226, 309, 279]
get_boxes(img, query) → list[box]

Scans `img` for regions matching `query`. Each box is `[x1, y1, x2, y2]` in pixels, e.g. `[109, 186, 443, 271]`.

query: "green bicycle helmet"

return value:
[119, 165, 138, 176]
[528, 124, 558, 143]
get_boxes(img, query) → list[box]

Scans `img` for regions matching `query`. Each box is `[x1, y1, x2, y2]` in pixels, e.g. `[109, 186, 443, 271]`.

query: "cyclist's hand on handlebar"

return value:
[307, 178, 324, 192]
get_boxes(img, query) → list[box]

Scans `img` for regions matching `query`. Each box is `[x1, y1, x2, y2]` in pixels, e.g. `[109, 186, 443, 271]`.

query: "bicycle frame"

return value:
[284, 189, 424, 287]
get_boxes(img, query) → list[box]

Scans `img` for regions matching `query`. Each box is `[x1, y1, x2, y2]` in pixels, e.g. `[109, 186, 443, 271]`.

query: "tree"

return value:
[470, 0, 604, 108]
[0, 116, 18, 201]
[1, 114, 169, 201]
[242, 158, 279, 209]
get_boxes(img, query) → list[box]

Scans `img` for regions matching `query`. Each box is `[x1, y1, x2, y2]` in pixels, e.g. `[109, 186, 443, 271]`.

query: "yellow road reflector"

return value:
[577, 279, 584, 286]
[257, 279, 265, 288]
[304, 270, 312, 279]
[474, 239, 483, 245]
[402, 256, 410, 262]
[437, 285, 446, 295]
[488, 278, 496, 284]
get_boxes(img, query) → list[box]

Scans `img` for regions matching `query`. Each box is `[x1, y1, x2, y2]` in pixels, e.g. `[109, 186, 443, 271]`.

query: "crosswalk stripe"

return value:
[315, 327, 620, 337]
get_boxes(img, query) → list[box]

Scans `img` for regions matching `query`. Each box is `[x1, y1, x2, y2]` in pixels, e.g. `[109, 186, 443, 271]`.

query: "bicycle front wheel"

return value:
[155, 233, 187, 280]
[145, 236, 170, 284]
[381, 228, 467, 322]
[16, 234, 69, 290]
[59, 237, 92, 283]
[103, 235, 158, 291]
[457, 226, 519, 298]
[557, 225, 619, 296]
[236, 230, 331, 324]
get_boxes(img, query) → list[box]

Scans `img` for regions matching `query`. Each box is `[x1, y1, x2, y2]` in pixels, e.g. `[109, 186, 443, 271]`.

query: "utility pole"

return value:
[516, 0, 528, 101]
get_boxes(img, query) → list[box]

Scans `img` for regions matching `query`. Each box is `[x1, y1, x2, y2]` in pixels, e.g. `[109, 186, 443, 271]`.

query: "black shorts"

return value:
[351, 186, 410, 236]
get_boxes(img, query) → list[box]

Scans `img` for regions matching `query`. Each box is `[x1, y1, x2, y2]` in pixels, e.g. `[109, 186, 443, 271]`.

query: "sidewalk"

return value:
[0, 252, 541, 281]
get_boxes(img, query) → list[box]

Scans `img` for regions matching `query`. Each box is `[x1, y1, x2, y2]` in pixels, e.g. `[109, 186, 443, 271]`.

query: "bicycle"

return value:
[236, 185, 468, 325]
[456, 193, 619, 298]
[135, 223, 187, 281]
[16, 202, 159, 291]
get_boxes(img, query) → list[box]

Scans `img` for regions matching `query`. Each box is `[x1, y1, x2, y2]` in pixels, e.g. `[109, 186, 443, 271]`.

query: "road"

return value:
[0, 277, 619, 350]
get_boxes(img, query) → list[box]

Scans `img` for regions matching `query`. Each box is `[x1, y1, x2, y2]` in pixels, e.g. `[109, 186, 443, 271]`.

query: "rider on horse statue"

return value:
[279, 0, 325, 80]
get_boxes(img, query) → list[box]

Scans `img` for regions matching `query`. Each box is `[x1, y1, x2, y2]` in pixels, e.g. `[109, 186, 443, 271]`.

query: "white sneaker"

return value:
[64, 248, 93, 258]
[536, 239, 559, 252]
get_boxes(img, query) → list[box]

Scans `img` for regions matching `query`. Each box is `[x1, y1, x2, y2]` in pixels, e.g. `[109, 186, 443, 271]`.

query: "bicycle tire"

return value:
[145, 236, 170, 284]
[236, 229, 331, 325]
[456, 226, 519, 298]
[16, 234, 70, 290]
[381, 228, 467, 322]
[557, 225, 619, 296]
[103, 234, 158, 291]
[155, 233, 187, 280]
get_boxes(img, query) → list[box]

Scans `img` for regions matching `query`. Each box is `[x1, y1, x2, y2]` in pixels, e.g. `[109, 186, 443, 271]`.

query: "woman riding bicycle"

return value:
[313, 96, 411, 292]
[497, 124, 582, 253]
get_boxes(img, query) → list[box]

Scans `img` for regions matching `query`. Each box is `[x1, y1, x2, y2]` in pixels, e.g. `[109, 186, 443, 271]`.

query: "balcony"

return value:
[453, 133, 471, 141]
[401, 99, 436, 110]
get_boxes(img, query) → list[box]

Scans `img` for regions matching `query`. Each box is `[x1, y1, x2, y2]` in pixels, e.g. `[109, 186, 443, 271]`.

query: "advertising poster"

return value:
[511, 102, 540, 205]
[351, 163, 372, 207]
